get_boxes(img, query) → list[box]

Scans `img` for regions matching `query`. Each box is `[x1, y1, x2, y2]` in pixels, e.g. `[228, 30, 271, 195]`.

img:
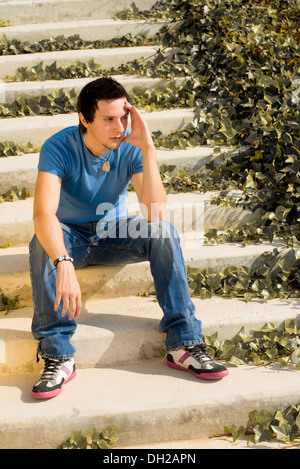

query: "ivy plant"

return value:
[0, 33, 155, 56]
[0, 186, 31, 203]
[57, 426, 118, 449]
[0, 140, 37, 157]
[204, 317, 300, 369]
[0, 292, 21, 314]
[215, 402, 300, 445]
[187, 246, 300, 302]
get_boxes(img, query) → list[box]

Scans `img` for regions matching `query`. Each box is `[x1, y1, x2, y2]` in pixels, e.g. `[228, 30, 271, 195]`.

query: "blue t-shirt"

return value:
[38, 126, 143, 223]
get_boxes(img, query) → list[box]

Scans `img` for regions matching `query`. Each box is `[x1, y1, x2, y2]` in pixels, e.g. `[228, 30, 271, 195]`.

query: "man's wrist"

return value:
[54, 255, 74, 268]
[140, 143, 156, 155]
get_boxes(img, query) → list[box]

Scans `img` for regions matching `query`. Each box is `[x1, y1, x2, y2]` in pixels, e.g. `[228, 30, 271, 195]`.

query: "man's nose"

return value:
[114, 119, 125, 132]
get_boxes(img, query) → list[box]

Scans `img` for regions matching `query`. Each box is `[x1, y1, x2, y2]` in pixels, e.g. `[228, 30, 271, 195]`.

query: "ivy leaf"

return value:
[101, 426, 118, 446]
[248, 409, 274, 428]
[97, 438, 115, 449]
[252, 424, 272, 444]
[270, 423, 292, 443]
[69, 430, 83, 447]
[224, 425, 246, 443]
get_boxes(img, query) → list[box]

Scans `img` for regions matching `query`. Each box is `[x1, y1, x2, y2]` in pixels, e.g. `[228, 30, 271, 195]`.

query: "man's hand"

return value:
[54, 261, 82, 320]
[122, 102, 155, 151]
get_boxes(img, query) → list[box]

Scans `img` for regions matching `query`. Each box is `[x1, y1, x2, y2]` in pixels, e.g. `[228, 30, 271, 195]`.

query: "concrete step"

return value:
[0, 239, 285, 303]
[0, 192, 258, 246]
[0, 146, 225, 193]
[2, 75, 186, 104]
[1, 18, 167, 42]
[1, 359, 300, 449]
[0, 0, 157, 25]
[0, 45, 160, 80]
[0, 294, 297, 375]
[4, 75, 297, 107]
[117, 436, 284, 450]
[0, 107, 194, 147]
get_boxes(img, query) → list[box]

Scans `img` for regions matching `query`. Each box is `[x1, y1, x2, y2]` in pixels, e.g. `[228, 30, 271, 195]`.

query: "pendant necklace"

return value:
[84, 138, 111, 172]
[102, 156, 110, 172]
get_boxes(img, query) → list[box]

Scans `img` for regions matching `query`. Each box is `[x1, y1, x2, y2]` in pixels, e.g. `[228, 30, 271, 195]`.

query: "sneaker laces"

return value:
[185, 343, 212, 362]
[40, 358, 65, 380]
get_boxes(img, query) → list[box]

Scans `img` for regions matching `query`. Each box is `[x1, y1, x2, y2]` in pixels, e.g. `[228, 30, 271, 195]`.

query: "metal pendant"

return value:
[102, 161, 110, 172]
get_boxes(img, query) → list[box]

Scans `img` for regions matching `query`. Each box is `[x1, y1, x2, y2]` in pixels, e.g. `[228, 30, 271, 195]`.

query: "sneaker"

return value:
[32, 357, 76, 399]
[166, 343, 228, 380]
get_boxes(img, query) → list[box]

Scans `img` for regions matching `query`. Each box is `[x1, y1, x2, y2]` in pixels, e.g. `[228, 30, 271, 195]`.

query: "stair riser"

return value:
[0, 46, 159, 80]
[0, 238, 280, 304]
[0, 315, 165, 376]
[0, 107, 193, 147]
[0, 0, 157, 25]
[3, 76, 186, 105]
[0, 197, 257, 247]
[0, 388, 298, 449]
[1, 19, 166, 43]
[0, 147, 222, 193]
[0, 297, 294, 376]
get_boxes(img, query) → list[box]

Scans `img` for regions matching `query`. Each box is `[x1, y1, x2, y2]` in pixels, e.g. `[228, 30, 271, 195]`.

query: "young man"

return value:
[29, 77, 228, 399]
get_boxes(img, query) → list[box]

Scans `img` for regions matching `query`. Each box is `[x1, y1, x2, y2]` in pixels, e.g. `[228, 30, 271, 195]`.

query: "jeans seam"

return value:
[66, 242, 90, 248]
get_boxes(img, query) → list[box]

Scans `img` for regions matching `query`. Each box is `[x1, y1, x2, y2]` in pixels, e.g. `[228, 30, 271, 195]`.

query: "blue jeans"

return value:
[29, 216, 202, 359]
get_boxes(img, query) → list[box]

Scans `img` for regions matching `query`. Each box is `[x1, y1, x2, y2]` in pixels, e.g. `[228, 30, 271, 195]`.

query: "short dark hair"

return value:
[77, 77, 130, 133]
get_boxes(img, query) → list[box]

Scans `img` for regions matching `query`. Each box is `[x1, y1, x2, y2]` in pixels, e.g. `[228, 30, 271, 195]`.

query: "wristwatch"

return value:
[53, 255, 74, 268]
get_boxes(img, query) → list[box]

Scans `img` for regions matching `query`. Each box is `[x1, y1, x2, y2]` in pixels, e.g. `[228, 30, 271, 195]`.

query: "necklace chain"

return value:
[83, 138, 111, 172]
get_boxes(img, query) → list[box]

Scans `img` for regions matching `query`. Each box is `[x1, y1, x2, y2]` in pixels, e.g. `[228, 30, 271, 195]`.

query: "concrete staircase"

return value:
[0, 0, 299, 450]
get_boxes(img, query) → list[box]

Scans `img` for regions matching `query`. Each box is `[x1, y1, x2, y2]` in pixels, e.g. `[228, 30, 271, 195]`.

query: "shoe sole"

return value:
[166, 360, 229, 380]
[32, 370, 77, 399]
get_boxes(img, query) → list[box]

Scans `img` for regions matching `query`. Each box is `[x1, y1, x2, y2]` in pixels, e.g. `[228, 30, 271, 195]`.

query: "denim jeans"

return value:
[29, 216, 203, 359]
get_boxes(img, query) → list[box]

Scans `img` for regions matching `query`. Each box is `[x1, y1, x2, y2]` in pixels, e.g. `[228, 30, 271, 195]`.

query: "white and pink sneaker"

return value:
[32, 357, 76, 398]
[167, 343, 228, 380]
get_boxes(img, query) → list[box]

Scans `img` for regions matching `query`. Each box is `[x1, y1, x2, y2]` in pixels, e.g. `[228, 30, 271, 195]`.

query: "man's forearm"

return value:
[33, 212, 69, 262]
[139, 145, 167, 221]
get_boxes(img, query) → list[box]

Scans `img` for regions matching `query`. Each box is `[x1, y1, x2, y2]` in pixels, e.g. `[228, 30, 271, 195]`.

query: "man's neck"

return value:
[83, 134, 108, 158]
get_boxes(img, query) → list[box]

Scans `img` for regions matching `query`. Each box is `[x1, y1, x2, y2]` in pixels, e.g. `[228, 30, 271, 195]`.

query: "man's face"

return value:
[80, 97, 129, 154]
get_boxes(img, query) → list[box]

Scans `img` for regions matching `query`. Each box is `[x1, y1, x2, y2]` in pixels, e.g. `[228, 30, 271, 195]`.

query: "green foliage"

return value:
[116, 0, 300, 248]
[0, 19, 10, 28]
[218, 402, 300, 445]
[58, 426, 118, 449]
[0, 33, 153, 56]
[0, 292, 21, 314]
[187, 247, 300, 302]
[6, 59, 105, 83]
[0, 186, 31, 203]
[159, 163, 225, 193]
[0, 83, 192, 118]
[204, 317, 300, 369]
[0, 89, 78, 118]
[0, 140, 37, 157]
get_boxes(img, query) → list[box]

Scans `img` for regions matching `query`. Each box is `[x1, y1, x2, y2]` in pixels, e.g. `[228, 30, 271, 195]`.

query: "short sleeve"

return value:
[38, 138, 67, 179]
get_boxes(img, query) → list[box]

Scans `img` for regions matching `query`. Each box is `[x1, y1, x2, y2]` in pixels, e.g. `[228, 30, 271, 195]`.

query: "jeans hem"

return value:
[37, 346, 75, 361]
[166, 339, 203, 353]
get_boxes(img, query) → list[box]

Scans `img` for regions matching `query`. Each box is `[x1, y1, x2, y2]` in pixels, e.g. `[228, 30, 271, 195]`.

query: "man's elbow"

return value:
[32, 209, 55, 227]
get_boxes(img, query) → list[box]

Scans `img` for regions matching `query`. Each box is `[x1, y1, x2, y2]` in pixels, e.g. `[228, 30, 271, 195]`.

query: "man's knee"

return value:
[148, 219, 180, 241]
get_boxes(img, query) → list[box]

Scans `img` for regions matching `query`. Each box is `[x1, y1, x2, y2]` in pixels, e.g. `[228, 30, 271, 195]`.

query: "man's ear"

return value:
[78, 112, 89, 130]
